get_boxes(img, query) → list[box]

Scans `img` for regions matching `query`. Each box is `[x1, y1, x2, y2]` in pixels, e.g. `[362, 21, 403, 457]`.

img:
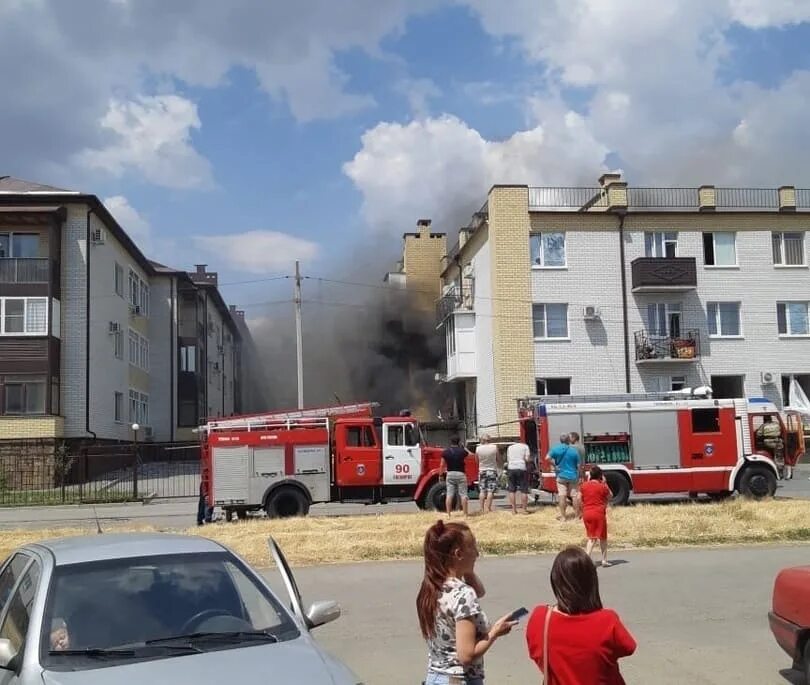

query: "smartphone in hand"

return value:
[508, 607, 529, 622]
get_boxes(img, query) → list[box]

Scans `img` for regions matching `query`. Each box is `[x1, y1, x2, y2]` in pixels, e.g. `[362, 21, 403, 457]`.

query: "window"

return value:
[387, 424, 418, 447]
[777, 302, 810, 336]
[647, 303, 681, 338]
[703, 232, 737, 266]
[128, 269, 139, 306]
[114, 262, 124, 297]
[0, 554, 31, 608]
[707, 302, 741, 337]
[644, 232, 677, 258]
[530, 232, 566, 267]
[0, 297, 47, 335]
[692, 408, 720, 433]
[0, 233, 39, 258]
[128, 329, 149, 370]
[140, 282, 150, 316]
[3, 376, 46, 415]
[772, 232, 805, 266]
[346, 426, 376, 447]
[0, 561, 40, 653]
[180, 345, 197, 372]
[114, 392, 123, 422]
[113, 330, 123, 359]
[535, 378, 571, 395]
[446, 316, 456, 355]
[671, 376, 686, 391]
[532, 304, 568, 339]
[129, 389, 149, 425]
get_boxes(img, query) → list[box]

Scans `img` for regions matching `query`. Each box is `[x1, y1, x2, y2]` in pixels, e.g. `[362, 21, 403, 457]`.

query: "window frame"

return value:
[644, 231, 678, 258]
[0, 297, 48, 336]
[2, 376, 47, 415]
[114, 262, 125, 297]
[777, 301, 810, 337]
[0, 232, 40, 259]
[535, 377, 572, 395]
[707, 301, 743, 339]
[646, 302, 681, 338]
[532, 303, 569, 340]
[702, 231, 738, 268]
[530, 232, 567, 269]
[772, 231, 806, 268]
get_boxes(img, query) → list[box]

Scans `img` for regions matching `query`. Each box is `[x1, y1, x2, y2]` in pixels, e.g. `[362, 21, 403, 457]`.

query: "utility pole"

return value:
[294, 260, 304, 409]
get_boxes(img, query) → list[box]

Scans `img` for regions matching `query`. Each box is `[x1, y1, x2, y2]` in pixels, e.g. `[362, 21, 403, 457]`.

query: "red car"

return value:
[769, 565, 810, 681]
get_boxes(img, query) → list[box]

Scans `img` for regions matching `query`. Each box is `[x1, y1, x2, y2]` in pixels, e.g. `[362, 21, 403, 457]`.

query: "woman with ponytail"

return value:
[416, 520, 516, 684]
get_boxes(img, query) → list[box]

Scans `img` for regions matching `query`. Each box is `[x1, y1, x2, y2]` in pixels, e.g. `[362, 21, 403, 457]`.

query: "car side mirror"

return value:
[0, 638, 17, 669]
[305, 600, 341, 629]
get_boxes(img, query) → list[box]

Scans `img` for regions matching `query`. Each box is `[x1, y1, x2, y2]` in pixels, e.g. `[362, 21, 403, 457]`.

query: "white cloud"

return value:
[103, 195, 152, 252]
[343, 110, 608, 232]
[77, 95, 213, 189]
[394, 78, 441, 117]
[728, 0, 810, 28]
[194, 230, 319, 274]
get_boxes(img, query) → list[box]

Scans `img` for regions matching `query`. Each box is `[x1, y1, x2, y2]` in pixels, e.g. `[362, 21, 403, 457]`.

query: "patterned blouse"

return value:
[426, 576, 490, 679]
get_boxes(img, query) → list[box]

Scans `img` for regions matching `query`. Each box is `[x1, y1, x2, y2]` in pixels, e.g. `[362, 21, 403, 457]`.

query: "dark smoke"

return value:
[248, 235, 451, 418]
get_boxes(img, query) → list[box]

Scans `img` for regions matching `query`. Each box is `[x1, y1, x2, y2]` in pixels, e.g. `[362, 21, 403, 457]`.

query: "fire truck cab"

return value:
[199, 403, 477, 519]
[518, 392, 805, 505]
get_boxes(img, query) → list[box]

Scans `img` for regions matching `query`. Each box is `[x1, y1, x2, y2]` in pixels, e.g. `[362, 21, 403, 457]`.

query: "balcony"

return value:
[0, 258, 52, 284]
[631, 257, 697, 292]
[436, 284, 473, 327]
[635, 329, 700, 363]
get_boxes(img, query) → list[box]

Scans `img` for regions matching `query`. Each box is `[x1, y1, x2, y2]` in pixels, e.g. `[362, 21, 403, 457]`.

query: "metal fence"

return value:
[627, 187, 699, 208]
[528, 187, 605, 209]
[0, 440, 200, 506]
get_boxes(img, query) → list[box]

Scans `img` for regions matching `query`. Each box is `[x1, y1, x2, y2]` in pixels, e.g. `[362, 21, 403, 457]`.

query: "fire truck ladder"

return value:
[201, 402, 380, 433]
[518, 389, 711, 408]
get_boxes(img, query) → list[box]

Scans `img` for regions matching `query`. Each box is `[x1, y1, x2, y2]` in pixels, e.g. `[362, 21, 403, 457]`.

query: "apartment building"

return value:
[434, 175, 810, 438]
[0, 176, 256, 443]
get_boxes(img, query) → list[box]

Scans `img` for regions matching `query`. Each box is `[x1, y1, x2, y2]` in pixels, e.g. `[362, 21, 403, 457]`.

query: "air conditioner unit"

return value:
[108, 322, 120, 334]
[130, 305, 141, 317]
[583, 305, 601, 320]
[462, 264, 474, 278]
[90, 229, 106, 244]
[142, 426, 154, 441]
[761, 371, 777, 385]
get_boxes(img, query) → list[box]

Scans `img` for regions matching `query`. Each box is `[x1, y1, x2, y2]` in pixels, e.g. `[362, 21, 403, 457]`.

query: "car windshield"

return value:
[40, 551, 299, 670]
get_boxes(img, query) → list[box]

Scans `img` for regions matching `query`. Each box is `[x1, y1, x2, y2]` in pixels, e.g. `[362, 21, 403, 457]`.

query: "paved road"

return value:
[264, 545, 810, 685]
[1, 464, 810, 530]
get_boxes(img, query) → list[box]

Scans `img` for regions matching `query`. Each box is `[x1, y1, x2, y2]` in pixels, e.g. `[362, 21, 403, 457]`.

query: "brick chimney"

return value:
[191, 264, 218, 286]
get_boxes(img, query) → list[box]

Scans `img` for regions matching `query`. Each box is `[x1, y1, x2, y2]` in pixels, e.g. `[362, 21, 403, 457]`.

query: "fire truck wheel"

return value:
[604, 472, 631, 506]
[424, 481, 452, 511]
[265, 487, 310, 518]
[739, 465, 777, 499]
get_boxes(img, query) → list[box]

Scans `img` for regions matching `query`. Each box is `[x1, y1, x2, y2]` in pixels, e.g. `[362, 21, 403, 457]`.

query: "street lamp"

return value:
[131, 423, 140, 499]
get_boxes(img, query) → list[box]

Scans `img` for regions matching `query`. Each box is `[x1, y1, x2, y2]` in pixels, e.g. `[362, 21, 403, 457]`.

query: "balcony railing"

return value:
[0, 258, 51, 283]
[626, 187, 699, 208]
[631, 257, 697, 292]
[635, 329, 700, 363]
[528, 187, 606, 210]
[436, 284, 473, 327]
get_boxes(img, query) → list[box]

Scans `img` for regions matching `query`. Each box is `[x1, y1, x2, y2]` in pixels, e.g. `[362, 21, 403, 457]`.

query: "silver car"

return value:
[0, 533, 362, 684]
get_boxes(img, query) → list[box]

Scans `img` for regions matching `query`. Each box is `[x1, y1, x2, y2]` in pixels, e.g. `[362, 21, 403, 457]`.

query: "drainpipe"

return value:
[85, 208, 97, 440]
[617, 210, 631, 393]
[169, 277, 175, 441]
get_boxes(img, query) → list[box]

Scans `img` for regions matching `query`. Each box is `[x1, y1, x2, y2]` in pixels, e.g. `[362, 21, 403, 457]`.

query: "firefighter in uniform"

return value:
[756, 415, 785, 479]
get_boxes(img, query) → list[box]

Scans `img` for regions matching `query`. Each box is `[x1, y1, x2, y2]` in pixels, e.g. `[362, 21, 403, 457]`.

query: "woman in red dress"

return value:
[579, 466, 612, 567]
[526, 546, 636, 684]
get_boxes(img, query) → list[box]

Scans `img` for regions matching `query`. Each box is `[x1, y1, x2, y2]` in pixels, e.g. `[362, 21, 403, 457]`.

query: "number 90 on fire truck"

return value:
[518, 393, 805, 505]
[198, 403, 478, 520]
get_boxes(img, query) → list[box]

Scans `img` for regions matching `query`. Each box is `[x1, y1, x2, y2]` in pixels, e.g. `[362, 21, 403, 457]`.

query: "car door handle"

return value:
[385, 455, 395, 460]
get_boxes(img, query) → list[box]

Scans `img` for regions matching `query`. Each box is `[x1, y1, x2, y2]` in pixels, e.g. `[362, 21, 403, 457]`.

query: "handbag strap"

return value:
[542, 604, 554, 683]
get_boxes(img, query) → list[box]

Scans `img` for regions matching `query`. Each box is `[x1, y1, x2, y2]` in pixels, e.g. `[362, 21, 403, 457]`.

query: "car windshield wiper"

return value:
[48, 648, 139, 659]
[147, 631, 279, 646]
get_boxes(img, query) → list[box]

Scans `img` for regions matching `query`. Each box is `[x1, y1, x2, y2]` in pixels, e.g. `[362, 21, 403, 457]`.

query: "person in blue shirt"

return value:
[546, 434, 582, 521]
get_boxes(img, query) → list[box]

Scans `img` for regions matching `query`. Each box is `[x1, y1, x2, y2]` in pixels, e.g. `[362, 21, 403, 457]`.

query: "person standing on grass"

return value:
[526, 546, 636, 684]
[580, 466, 612, 567]
[417, 520, 518, 685]
[442, 435, 472, 517]
[475, 434, 499, 514]
[506, 440, 531, 514]
[547, 434, 581, 521]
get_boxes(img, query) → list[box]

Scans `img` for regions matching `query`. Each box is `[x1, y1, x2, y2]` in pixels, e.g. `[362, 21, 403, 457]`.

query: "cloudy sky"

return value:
[3, 0, 810, 317]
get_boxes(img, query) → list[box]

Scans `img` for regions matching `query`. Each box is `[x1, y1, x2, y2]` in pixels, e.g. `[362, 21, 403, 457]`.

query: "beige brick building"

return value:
[433, 174, 810, 439]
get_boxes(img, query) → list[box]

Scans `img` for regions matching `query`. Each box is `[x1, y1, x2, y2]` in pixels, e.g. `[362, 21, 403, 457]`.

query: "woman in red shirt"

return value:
[526, 546, 636, 684]
[580, 466, 612, 567]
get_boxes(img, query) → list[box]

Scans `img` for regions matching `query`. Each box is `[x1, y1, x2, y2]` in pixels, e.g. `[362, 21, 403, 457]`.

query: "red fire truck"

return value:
[518, 392, 805, 504]
[199, 402, 477, 519]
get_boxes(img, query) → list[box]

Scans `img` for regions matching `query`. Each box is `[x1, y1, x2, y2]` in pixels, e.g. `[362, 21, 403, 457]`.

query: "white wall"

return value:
[473, 239, 496, 432]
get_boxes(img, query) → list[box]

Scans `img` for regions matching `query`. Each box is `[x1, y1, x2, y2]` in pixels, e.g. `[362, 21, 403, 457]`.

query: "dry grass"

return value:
[3, 499, 810, 568]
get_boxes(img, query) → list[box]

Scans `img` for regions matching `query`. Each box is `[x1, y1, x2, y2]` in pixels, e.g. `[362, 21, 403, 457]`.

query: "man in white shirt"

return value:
[506, 441, 531, 514]
[475, 434, 499, 514]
